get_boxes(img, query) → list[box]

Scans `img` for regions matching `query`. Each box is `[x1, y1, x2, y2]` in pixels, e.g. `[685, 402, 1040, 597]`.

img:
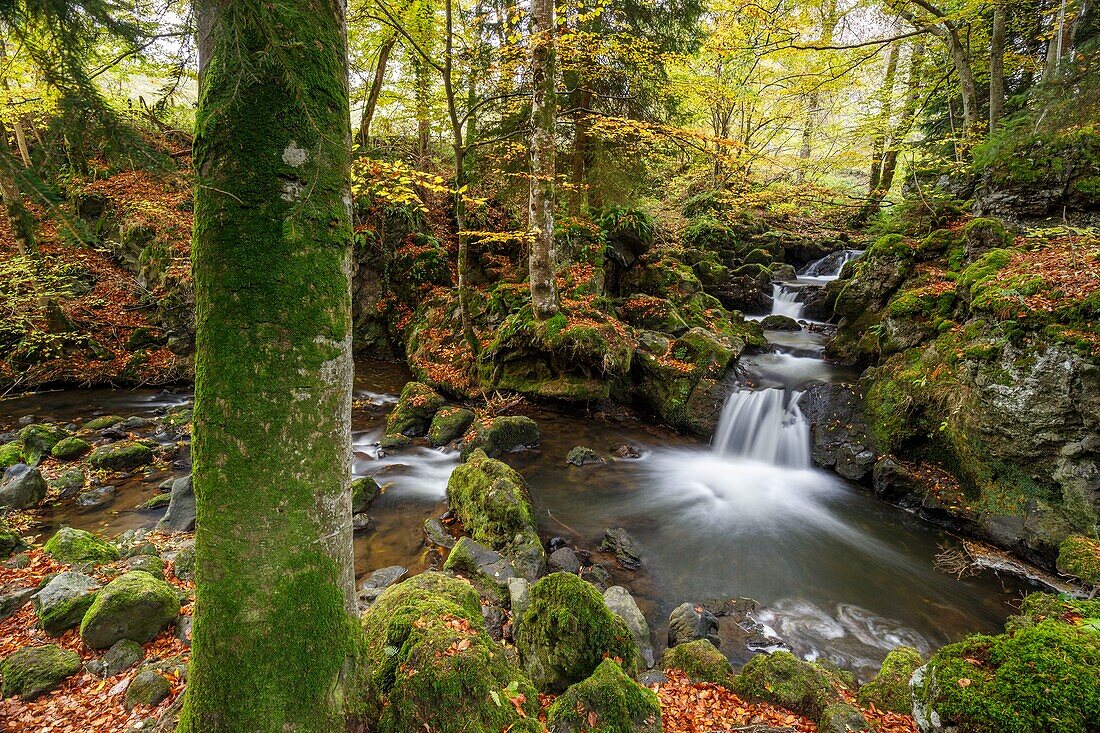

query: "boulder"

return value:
[668, 603, 719, 648]
[819, 703, 871, 733]
[548, 547, 582, 574]
[0, 464, 47, 510]
[156, 475, 196, 532]
[122, 555, 166, 579]
[32, 572, 100, 636]
[79, 571, 180, 649]
[428, 407, 476, 447]
[350, 476, 381, 514]
[0, 441, 23, 469]
[84, 415, 123, 431]
[0, 644, 81, 699]
[17, 423, 69, 465]
[732, 651, 835, 721]
[662, 639, 734, 687]
[760, 314, 801, 331]
[171, 542, 195, 581]
[442, 537, 517, 603]
[50, 469, 86, 498]
[515, 573, 640, 692]
[124, 669, 171, 709]
[460, 416, 540, 459]
[603, 586, 654, 669]
[601, 528, 642, 571]
[857, 646, 923, 714]
[51, 437, 91, 461]
[76, 485, 116, 510]
[87, 441, 154, 470]
[43, 527, 119, 566]
[566, 446, 604, 466]
[546, 658, 662, 733]
[0, 586, 35, 623]
[356, 565, 407, 607]
[385, 381, 446, 438]
[87, 639, 144, 678]
[423, 517, 456, 549]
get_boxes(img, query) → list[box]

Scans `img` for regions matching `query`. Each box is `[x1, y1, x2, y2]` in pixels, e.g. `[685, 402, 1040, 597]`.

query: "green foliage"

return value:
[598, 206, 655, 251]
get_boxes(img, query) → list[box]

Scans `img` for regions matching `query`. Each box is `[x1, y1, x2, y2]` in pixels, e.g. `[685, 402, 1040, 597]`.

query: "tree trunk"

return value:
[868, 43, 900, 194]
[0, 120, 36, 255]
[945, 29, 979, 135]
[990, 3, 1007, 132]
[879, 42, 925, 195]
[796, 0, 839, 182]
[528, 0, 559, 319]
[178, 2, 356, 731]
[357, 34, 396, 148]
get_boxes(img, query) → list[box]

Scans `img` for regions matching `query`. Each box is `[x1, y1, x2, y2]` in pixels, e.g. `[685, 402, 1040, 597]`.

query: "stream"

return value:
[1, 250, 1036, 681]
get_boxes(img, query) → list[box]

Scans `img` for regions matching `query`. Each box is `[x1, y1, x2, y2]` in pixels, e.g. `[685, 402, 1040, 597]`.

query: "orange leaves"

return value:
[653, 671, 815, 733]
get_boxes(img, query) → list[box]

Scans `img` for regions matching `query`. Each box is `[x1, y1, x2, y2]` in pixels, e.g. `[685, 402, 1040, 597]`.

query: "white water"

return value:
[770, 283, 804, 319]
[799, 248, 863, 279]
[712, 388, 810, 468]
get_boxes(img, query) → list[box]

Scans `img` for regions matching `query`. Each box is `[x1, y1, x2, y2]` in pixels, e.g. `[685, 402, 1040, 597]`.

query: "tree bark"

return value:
[990, 2, 1007, 132]
[357, 34, 396, 148]
[179, 1, 356, 731]
[0, 120, 36, 255]
[528, 0, 559, 319]
[868, 43, 900, 194]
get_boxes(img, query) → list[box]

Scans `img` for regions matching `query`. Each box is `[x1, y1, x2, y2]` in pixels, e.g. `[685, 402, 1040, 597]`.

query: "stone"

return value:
[50, 436, 91, 461]
[761, 314, 802, 331]
[548, 547, 582, 574]
[565, 446, 604, 466]
[1056, 535, 1100, 586]
[428, 407, 476, 447]
[423, 517, 456, 549]
[732, 651, 836, 721]
[43, 527, 119, 565]
[385, 381, 446, 437]
[546, 659, 662, 733]
[460, 416, 541, 460]
[857, 646, 923, 714]
[0, 586, 35, 623]
[357, 565, 407, 606]
[600, 527, 642, 571]
[350, 476, 380, 514]
[0, 644, 81, 699]
[171, 542, 195, 581]
[668, 602, 719, 647]
[352, 512, 371, 531]
[17, 424, 69, 466]
[0, 441, 23, 470]
[124, 669, 171, 709]
[87, 441, 154, 471]
[443, 537, 517, 602]
[90, 639, 144, 678]
[611, 444, 641, 459]
[579, 563, 613, 592]
[79, 571, 181, 649]
[0, 464, 47, 510]
[819, 703, 871, 733]
[507, 577, 531, 620]
[603, 585, 654, 669]
[32, 572, 100, 636]
[138, 493, 172, 511]
[663, 638, 735, 686]
[84, 415, 123, 431]
[122, 555, 166, 579]
[835, 443, 877, 482]
[156, 476, 195, 532]
[76, 485, 116, 510]
[50, 469, 86, 498]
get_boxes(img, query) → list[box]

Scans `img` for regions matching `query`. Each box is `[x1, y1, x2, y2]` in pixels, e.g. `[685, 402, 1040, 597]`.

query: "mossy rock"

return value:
[32, 571, 100, 636]
[428, 407, 475, 447]
[0, 644, 82, 699]
[964, 218, 1013, 259]
[138, 493, 172, 511]
[446, 449, 538, 551]
[0, 442, 24, 470]
[731, 651, 834, 720]
[515, 573, 640, 692]
[356, 572, 540, 733]
[856, 645, 923, 714]
[51, 437, 91, 461]
[662, 639, 734, 687]
[79, 571, 180, 649]
[351, 476, 381, 514]
[17, 424, 69, 466]
[87, 441, 154, 471]
[124, 669, 171, 709]
[0, 517, 23, 558]
[619, 294, 689, 336]
[1056, 535, 1100, 586]
[43, 527, 119, 565]
[912, 618, 1100, 733]
[386, 381, 446, 438]
[50, 469, 85, 496]
[84, 415, 123, 431]
[743, 248, 772, 266]
[760, 314, 801, 331]
[460, 416, 540, 460]
[547, 658, 662, 733]
[819, 702, 870, 733]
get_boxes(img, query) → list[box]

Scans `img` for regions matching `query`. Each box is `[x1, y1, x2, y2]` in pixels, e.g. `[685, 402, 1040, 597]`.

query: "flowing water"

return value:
[767, 248, 865, 323]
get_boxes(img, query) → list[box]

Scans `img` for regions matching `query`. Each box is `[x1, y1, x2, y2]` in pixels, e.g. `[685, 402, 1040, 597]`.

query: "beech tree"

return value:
[528, 0, 559, 320]
[179, 1, 356, 731]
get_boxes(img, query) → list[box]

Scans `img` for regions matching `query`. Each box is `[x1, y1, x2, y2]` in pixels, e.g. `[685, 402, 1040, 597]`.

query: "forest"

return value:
[0, 0, 1098, 731]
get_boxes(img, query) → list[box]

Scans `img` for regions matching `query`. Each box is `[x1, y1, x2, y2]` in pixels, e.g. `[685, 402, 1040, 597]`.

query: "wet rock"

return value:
[460, 416, 540, 460]
[600, 527, 642, 571]
[0, 586, 35, 623]
[51, 469, 86, 498]
[77, 484, 117, 510]
[32, 572, 100, 636]
[482, 603, 506, 641]
[508, 577, 531, 619]
[427, 406, 475, 447]
[871, 457, 922, 507]
[857, 645, 923, 714]
[386, 381, 446, 437]
[565, 446, 604, 466]
[603, 585, 654, 669]
[51, 436, 91, 461]
[88, 441, 153, 471]
[819, 703, 871, 733]
[798, 383, 877, 473]
[611, 444, 641, 459]
[17, 423, 69, 466]
[548, 547, 581, 574]
[423, 517, 456, 549]
[579, 563, 612, 592]
[0, 464, 47, 510]
[546, 658, 661, 733]
[156, 475, 195, 533]
[668, 602, 720, 648]
[84, 415, 123, 431]
[662, 638, 734, 686]
[357, 565, 407, 607]
[43, 527, 119, 566]
[125, 669, 171, 709]
[352, 513, 371, 532]
[761, 314, 802, 331]
[79, 571, 181, 649]
[443, 537, 517, 602]
[350, 476, 380, 514]
[118, 416, 154, 431]
[0, 644, 82, 699]
[835, 443, 878, 482]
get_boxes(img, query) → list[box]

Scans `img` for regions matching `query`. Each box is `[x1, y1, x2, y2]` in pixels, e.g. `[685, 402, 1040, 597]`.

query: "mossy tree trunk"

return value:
[179, 2, 356, 731]
[528, 0, 559, 320]
[989, 2, 1007, 133]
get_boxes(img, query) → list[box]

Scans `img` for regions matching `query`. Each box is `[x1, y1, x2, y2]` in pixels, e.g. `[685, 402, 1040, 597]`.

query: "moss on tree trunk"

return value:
[178, 2, 356, 731]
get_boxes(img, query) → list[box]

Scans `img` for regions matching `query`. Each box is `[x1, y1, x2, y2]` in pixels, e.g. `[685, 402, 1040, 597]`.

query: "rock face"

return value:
[603, 586, 654, 669]
[546, 659, 662, 733]
[0, 464, 47, 510]
[857, 646, 923, 715]
[515, 573, 640, 692]
[43, 527, 119, 566]
[668, 602, 719, 648]
[87, 441, 153, 470]
[356, 572, 540, 733]
[32, 572, 100, 636]
[662, 639, 734, 687]
[79, 571, 180, 649]
[0, 644, 82, 699]
[156, 475, 196, 532]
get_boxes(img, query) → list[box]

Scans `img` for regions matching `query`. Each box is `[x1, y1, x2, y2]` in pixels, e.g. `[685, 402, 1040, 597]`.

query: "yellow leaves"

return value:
[351, 158, 450, 212]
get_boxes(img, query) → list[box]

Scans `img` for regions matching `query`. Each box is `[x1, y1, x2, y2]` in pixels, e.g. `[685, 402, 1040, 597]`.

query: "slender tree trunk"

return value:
[415, 55, 431, 167]
[528, 0, 559, 319]
[1044, 0, 1075, 78]
[879, 42, 925, 195]
[0, 120, 36, 255]
[868, 43, 900, 194]
[990, 2, 1007, 132]
[358, 34, 396, 148]
[179, 2, 356, 731]
[946, 30, 979, 135]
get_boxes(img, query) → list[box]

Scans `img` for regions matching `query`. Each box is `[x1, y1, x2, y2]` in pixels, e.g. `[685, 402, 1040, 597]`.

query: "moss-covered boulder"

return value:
[0, 464, 47, 510]
[355, 572, 540, 733]
[912, 594, 1100, 733]
[50, 436, 91, 461]
[17, 423, 69, 465]
[442, 536, 518, 603]
[515, 573, 640, 692]
[351, 476, 381, 514]
[619, 294, 689, 335]
[856, 646, 923, 714]
[0, 441, 24, 469]
[1057, 535, 1100, 586]
[32, 571, 100, 636]
[662, 639, 734, 687]
[460, 416, 540, 460]
[43, 527, 119, 565]
[428, 407, 476, 447]
[124, 669, 171, 709]
[79, 571, 180, 649]
[547, 658, 662, 733]
[386, 381, 446, 438]
[0, 644, 82, 699]
[819, 702, 871, 733]
[87, 441, 154, 470]
[731, 651, 835, 721]
[447, 449, 538, 550]
[963, 217, 1013, 260]
[84, 415, 123, 431]
[760, 314, 801, 331]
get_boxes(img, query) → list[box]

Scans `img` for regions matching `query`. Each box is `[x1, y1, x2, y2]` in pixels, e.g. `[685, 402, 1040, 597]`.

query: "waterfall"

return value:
[712, 388, 810, 468]
[800, 249, 863, 279]
[771, 284, 804, 319]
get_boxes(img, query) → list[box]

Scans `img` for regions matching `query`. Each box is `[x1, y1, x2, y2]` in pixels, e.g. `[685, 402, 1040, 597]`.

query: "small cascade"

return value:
[770, 283, 804, 319]
[712, 388, 810, 468]
[800, 249, 863, 279]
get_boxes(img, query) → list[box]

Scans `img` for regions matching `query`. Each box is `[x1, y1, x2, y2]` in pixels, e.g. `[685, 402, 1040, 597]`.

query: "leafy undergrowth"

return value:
[0, 545, 192, 732]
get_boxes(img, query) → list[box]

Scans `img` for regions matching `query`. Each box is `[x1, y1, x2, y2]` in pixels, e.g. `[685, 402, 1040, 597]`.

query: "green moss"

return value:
[43, 527, 119, 565]
[1056, 535, 1100, 586]
[0, 442, 23, 469]
[866, 234, 915, 260]
[599, 206, 655, 251]
[515, 573, 639, 692]
[125, 669, 172, 709]
[386, 381, 446, 438]
[428, 407, 475, 447]
[662, 639, 735, 687]
[138, 492, 172, 511]
[446, 449, 537, 551]
[547, 658, 662, 733]
[919, 228, 962, 256]
[351, 476, 381, 514]
[0, 516, 22, 557]
[964, 218, 1013, 250]
[17, 424, 69, 465]
[84, 415, 123, 430]
[681, 216, 738, 253]
[33, 573, 100, 635]
[957, 248, 1013, 294]
[743, 248, 772, 266]
[79, 570, 181, 649]
[857, 646, 923, 714]
[731, 651, 834, 720]
[460, 417, 540, 460]
[0, 644, 82, 699]
[87, 441, 154, 470]
[50, 436, 91, 461]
